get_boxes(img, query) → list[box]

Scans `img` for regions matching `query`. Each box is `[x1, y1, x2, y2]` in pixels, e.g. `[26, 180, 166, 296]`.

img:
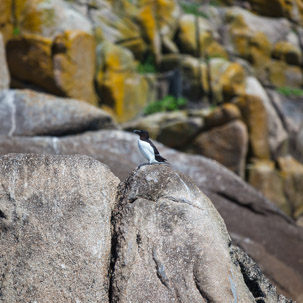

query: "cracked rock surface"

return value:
[1, 130, 303, 301]
[0, 89, 116, 137]
[0, 153, 119, 303]
[111, 164, 257, 303]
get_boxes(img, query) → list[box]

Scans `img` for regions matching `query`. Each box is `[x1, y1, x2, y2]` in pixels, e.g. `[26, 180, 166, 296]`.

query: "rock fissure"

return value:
[193, 270, 212, 303]
[152, 249, 171, 291]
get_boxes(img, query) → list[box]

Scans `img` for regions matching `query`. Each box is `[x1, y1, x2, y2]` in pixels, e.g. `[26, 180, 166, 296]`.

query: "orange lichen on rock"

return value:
[52, 30, 98, 105]
[97, 42, 150, 122]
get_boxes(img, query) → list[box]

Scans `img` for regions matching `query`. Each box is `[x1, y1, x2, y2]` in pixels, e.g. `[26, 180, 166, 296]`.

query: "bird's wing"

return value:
[147, 139, 160, 155]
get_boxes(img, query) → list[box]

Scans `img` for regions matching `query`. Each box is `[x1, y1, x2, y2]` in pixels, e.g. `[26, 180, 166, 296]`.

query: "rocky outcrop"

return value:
[96, 41, 152, 122]
[268, 89, 303, 162]
[0, 153, 119, 302]
[6, 30, 98, 104]
[210, 58, 246, 103]
[0, 33, 9, 89]
[248, 159, 290, 214]
[0, 89, 116, 136]
[0, 130, 302, 301]
[192, 120, 248, 177]
[235, 94, 271, 160]
[7, 0, 93, 39]
[176, 14, 227, 58]
[110, 164, 288, 302]
[0, 153, 293, 302]
[124, 110, 203, 148]
[2, 0, 303, 118]
[277, 155, 303, 220]
[245, 77, 288, 157]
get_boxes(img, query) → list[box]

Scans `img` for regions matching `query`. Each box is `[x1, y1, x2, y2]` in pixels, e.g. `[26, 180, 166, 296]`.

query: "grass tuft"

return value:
[144, 95, 187, 115]
[277, 86, 303, 97]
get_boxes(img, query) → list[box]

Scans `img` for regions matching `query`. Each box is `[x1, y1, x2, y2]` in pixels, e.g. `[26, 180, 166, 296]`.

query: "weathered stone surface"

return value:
[235, 94, 271, 159]
[224, 6, 291, 46]
[124, 111, 203, 148]
[96, 41, 151, 122]
[193, 120, 248, 177]
[0, 0, 13, 42]
[0, 89, 116, 136]
[277, 155, 303, 219]
[268, 60, 303, 88]
[156, 117, 202, 148]
[52, 30, 98, 104]
[160, 55, 245, 104]
[89, 1, 147, 59]
[111, 164, 255, 303]
[204, 103, 241, 129]
[0, 33, 9, 89]
[248, 159, 290, 215]
[13, 0, 93, 38]
[6, 30, 98, 104]
[222, 7, 301, 88]
[136, 0, 180, 61]
[272, 41, 302, 66]
[210, 58, 246, 103]
[176, 14, 227, 58]
[0, 130, 303, 301]
[268, 89, 303, 161]
[230, 245, 294, 303]
[226, 16, 271, 67]
[245, 0, 303, 24]
[0, 153, 119, 302]
[245, 77, 288, 157]
[6, 34, 60, 94]
[159, 54, 208, 103]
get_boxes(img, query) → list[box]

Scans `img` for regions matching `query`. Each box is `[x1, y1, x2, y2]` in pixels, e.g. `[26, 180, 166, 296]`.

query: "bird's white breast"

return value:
[138, 139, 155, 162]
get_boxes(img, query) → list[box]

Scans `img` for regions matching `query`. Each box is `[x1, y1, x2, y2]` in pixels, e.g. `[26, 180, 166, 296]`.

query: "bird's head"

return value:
[133, 129, 149, 140]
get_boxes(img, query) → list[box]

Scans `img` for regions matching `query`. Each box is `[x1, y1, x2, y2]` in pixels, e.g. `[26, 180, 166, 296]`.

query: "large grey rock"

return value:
[0, 33, 9, 89]
[111, 164, 292, 303]
[0, 153, 119, 302]
[0, 89, 116, 136]
[111, 164, 255, 302]
[0, 130, 303, 301]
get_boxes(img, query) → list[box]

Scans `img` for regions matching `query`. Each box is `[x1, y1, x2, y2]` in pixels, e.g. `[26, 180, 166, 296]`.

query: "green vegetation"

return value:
[137, 55, 156, 74]
[277, 86, 303, 97]
[144, 95, 187, 115]
[13, 26, 20, 36]
[180, 2, 208, 18]
[209, 0, 221, 6]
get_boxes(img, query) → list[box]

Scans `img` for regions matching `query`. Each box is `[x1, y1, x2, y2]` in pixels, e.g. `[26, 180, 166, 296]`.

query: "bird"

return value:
[133, 130, 167, 164]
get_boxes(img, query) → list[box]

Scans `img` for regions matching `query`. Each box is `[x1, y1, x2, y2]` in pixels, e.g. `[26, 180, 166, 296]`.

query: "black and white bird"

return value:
[133, 130, 167, 164]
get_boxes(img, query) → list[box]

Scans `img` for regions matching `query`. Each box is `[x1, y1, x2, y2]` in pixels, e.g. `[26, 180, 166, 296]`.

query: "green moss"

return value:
[137, 54, 156, 74]
[13, 26, 20, 37]
[144, 95, 187, 115]
[180, 2, 208, 18]
[277, 86, 303, 97]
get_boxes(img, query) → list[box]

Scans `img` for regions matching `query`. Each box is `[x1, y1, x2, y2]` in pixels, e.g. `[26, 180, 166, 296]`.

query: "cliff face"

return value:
[1, 1, 303, 301]
[0, 153, 293, 302]
[1, 0, 303, 119]
[1, 130, 303, 301]
[1, 0, 303, 221]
